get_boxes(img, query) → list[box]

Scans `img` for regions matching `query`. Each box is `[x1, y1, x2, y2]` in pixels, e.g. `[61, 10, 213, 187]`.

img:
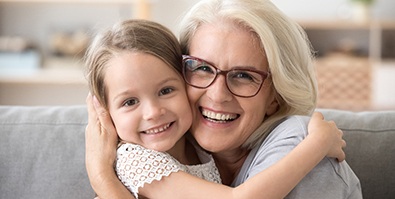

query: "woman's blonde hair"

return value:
[85, 19, 183, 108]
[179, 0, 317, 149]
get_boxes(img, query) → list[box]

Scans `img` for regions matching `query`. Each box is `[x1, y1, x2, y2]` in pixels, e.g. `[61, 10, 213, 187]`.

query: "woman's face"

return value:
[187, 22, 278, 153]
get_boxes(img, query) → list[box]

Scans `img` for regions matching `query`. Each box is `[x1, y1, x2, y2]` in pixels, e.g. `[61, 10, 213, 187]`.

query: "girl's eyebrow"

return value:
[156, 76, 182, 86]
[112, 90, 131, 103]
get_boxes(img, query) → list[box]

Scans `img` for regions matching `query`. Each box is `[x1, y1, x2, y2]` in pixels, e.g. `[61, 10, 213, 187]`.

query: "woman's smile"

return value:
[200, 107, 239, 123]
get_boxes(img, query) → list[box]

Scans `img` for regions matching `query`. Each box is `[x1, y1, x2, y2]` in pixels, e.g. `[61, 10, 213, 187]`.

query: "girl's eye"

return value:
[122, 98, 139, 107]
[159, 87, 174, 96]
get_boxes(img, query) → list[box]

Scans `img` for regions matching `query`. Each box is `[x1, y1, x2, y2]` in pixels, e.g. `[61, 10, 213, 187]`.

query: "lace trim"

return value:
[116, 144, 182, 199]
[116, 143, 221, 198]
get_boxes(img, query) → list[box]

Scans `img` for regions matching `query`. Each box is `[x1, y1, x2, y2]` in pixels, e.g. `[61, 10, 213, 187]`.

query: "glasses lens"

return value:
[183, 58, 216, 88]
[183, 56, 267, 97]
[227, 70, 264, 97]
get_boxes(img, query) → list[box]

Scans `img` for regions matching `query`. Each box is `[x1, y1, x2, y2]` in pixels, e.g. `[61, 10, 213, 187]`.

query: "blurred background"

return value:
[0, 0, 394, 111]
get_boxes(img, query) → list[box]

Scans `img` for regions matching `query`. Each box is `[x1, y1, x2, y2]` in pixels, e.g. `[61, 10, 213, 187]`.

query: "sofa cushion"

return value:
[0, 105, 94, 199]
[320, 109, 395, 199]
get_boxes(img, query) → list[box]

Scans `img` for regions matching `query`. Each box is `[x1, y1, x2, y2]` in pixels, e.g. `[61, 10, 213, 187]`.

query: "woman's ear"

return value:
[266, 90, 279, 116]
[266, 98, 278, 116]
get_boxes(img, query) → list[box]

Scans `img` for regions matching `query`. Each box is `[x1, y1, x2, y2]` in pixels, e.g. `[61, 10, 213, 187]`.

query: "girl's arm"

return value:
[235, 112, 346, 198]
[139, 112, 345, 199]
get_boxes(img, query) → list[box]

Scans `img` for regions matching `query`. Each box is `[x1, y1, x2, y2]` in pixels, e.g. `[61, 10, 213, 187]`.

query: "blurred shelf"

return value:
[378, 59, 395, 66]
[0, 56, 86, 85]
[300, 19, 395, 63]
[0, 56, 88, 105]
[0, 68, 86, 84]
[298, 20, 395, 30]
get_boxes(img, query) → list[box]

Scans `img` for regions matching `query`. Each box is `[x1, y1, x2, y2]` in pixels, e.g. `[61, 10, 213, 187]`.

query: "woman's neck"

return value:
[212, 148, 250, 186]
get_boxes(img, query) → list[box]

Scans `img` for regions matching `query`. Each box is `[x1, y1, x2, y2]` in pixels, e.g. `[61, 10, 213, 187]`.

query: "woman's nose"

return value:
[206, 75, 233, 103]
[142, 100, 166, 120]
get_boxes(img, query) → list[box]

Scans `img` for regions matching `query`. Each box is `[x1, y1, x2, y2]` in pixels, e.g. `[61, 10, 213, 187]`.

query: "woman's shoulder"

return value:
[277, 115, 310, 127]
[267, 115, 311, 140]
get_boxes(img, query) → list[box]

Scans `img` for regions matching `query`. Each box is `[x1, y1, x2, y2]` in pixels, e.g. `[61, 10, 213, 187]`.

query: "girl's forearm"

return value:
[234, 132, 330, 198]
[140, 132, 328, 199]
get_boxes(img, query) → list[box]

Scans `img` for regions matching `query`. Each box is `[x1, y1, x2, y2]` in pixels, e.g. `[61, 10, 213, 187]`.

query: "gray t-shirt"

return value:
[232, 116, 362, 198]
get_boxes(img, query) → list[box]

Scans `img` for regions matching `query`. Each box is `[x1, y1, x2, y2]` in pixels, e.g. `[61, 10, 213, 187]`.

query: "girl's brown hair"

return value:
[85, 19, 183, 108]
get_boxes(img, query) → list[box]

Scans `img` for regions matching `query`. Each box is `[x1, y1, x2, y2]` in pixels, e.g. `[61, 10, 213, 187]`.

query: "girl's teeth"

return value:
[145, 123, 170, 134]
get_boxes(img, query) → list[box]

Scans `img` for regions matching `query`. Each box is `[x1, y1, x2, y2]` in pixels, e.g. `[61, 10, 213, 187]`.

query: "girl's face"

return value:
[187, 22, 278, 154]
[105, 52, 192, 152]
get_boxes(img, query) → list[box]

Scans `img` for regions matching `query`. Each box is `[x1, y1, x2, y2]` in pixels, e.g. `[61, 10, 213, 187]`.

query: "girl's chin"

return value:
[143, 144, 173, 152]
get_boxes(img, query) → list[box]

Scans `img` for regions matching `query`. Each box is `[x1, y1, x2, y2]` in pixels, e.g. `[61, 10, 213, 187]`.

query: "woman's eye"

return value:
[233, 71, 253, 80]
[195, 65, 214, 73]
[122, 98, 138, 107]
[159, 87, 174, 96]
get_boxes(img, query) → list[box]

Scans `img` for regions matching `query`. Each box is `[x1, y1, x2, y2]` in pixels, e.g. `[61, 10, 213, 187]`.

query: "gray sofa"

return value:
[1, 105, 394, 199]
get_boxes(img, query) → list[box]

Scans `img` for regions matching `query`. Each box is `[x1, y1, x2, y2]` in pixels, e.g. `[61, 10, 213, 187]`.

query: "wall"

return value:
[1, 0, 394, 56]
[0, 0, 394, 108]
[0, 2, 133, 57]
[0, 1, 200, 57]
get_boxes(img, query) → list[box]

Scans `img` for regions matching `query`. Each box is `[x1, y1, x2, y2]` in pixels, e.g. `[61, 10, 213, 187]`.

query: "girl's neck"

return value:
[167, 136, 200, 165]
[212, 148, 250, 186]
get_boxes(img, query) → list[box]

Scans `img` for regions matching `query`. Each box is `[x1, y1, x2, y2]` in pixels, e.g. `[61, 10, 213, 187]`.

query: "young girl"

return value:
[85, 19, 345, 199]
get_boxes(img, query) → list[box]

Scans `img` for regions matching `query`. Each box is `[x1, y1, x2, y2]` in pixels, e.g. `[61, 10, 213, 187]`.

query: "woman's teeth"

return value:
[202, 109, 237, 122]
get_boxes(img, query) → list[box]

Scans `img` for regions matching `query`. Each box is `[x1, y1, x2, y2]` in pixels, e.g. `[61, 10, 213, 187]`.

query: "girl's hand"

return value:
[308, 112, 346, 162]
[85, 93, 119, 192]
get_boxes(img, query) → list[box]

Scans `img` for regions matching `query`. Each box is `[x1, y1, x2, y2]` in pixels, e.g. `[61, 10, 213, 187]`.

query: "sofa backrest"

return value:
[0, 105, 94, 199]
[320, 109, 395, 199]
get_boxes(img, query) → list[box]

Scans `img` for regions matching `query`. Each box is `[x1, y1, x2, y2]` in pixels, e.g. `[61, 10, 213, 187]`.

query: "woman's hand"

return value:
[85, 94, 138, 199]
[308, 112, 346, 162]
[85, 93, 119, 192]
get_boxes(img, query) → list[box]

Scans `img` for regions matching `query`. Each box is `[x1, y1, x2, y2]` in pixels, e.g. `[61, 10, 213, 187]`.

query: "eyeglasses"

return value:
[182, 55, 270, 98]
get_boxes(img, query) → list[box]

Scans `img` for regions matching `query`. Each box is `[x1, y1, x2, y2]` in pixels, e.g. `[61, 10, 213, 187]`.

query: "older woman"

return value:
[85, 0, 361, 198]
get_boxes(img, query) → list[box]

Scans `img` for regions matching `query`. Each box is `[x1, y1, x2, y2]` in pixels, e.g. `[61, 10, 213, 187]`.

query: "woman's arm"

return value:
[85, 94, 135, 199]
[86, 94, 345, 199]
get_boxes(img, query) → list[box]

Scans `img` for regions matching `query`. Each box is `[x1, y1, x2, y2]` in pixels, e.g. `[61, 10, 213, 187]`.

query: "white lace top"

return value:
[116, 141, 222, 199]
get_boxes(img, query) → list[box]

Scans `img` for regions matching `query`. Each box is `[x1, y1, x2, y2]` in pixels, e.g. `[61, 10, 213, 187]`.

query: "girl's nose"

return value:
[142, 100, 166, 120]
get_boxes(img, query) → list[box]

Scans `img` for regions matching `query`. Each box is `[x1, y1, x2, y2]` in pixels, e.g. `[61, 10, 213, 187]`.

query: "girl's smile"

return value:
[143, 122, 173, 134]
